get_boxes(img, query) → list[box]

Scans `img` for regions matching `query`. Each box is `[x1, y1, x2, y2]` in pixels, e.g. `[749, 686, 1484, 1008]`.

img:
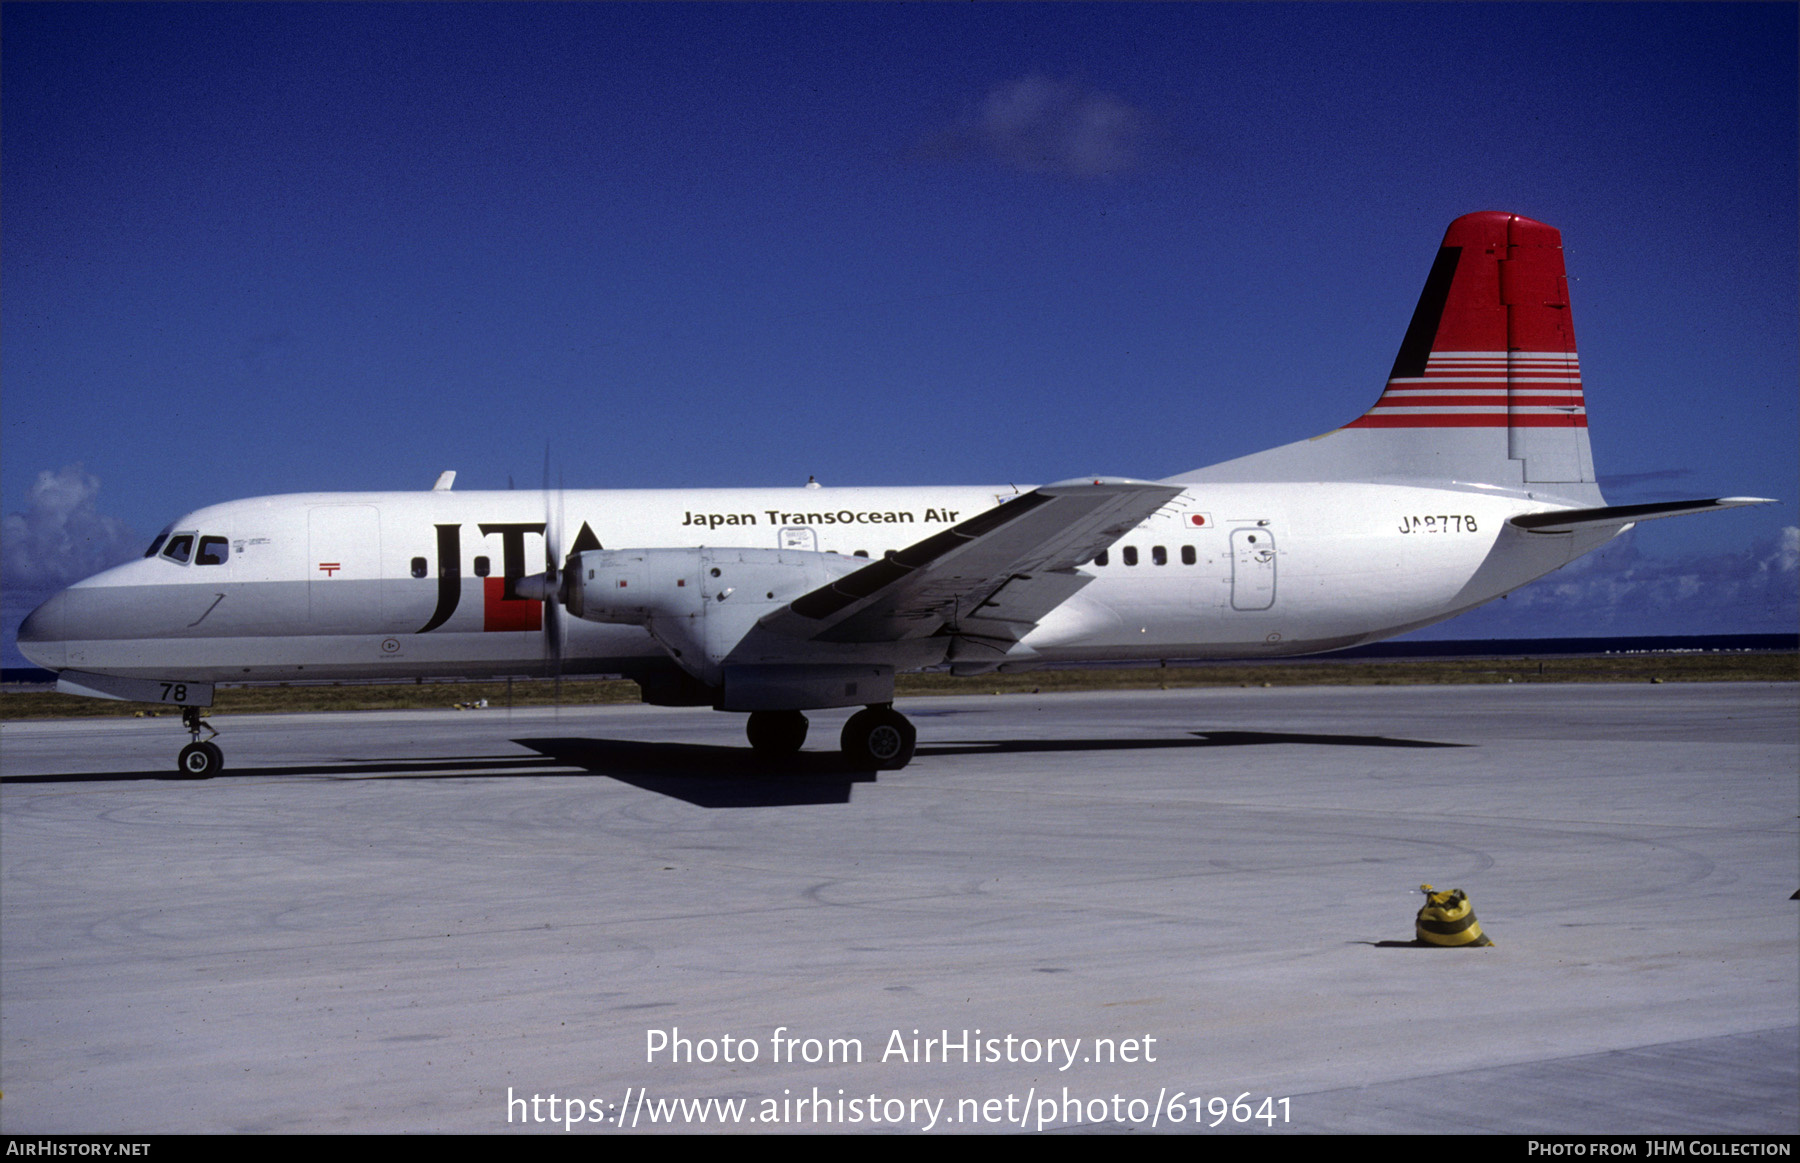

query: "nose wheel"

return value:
[840, 705, 916, 770]
[176, 706, 223, 778]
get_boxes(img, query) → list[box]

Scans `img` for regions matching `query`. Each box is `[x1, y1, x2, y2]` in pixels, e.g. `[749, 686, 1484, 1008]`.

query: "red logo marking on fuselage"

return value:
[318, 562, 341, 576]
[483, 576, 543, 633]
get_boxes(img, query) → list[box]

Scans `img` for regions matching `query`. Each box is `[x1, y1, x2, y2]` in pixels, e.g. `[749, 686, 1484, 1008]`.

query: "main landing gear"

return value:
[175, 705, 223, 778]
[745, 709, 809, 755]
[840, 705, 916, 770]
[743, 705, 917, 770]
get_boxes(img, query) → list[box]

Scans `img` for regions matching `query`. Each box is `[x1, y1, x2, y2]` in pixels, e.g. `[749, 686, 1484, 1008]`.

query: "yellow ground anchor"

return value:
[1416, 884, 1493, 947]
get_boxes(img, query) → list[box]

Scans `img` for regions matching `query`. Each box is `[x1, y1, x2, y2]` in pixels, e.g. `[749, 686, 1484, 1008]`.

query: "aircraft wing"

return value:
[757, 478, 1182, 647]
[1510, 496, 1773, 534]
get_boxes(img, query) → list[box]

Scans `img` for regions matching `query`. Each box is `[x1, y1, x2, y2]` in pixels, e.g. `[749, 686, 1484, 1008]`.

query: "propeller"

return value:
[543, 451, 565, 703]
[513, 448, 569, 700]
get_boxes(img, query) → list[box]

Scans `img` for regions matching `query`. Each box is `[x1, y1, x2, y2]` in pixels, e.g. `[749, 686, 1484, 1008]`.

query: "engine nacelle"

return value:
[563, 547, 891, 705]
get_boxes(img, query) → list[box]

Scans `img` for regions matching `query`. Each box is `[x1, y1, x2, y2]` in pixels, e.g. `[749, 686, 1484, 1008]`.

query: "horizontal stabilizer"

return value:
[1510, 497, 1774, 534]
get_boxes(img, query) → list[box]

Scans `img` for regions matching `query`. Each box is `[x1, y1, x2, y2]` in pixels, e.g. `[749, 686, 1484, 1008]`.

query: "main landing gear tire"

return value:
[746, 710, 809, 755]
[177, 741, 224, 779]
[840, 706, 916, 771]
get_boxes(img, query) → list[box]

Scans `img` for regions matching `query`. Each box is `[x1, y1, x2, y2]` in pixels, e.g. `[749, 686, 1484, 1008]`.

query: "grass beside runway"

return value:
[0, 652, 1792, 720]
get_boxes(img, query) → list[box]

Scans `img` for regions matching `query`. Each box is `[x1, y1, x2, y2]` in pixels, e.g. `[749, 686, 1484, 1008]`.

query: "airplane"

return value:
[15, 211, 1772, 777]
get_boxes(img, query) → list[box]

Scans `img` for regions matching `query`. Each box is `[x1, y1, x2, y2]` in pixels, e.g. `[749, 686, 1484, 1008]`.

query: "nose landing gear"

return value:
[176, 706, 223, 778]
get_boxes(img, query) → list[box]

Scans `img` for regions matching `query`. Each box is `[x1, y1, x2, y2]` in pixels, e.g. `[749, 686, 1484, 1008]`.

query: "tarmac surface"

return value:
[2, 683, 1795, 1135]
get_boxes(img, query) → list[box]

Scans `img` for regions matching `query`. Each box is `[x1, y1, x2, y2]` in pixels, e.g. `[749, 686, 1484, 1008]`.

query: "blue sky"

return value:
[4, 3, 1795, 665]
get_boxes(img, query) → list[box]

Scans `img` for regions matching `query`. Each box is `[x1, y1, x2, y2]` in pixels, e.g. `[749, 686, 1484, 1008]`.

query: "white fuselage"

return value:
[16, 481, 1611, 684]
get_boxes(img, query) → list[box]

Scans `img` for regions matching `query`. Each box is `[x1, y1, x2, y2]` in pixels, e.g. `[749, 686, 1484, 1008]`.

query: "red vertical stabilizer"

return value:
[1348, 211, 1585, 434]
[1170, 211, 1600, 495]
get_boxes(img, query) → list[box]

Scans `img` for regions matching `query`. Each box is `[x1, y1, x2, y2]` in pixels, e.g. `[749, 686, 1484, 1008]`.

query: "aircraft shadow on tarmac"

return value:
[511, 737, 877, 806]
[510, 729, 1467, 807]
[0, 743, 871, 805]
[1, 729, 1464, 806]
[0, 755, 566, 787]
[927, 730, 1470, 756]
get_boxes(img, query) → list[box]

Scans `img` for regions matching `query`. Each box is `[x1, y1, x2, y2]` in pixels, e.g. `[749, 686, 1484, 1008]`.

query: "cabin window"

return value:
[1094, 550, 1109, 567]
[411, 557, 428, 579]
[1152, 545, 1168, 566]
[854, 550, 869, 558]
[161, 534, 194, 565]
[473, 556, 491, 578]
[1181, 545, 1196, 565]
[1122, 546, 1138, 566]
[195, 536, 229, 566]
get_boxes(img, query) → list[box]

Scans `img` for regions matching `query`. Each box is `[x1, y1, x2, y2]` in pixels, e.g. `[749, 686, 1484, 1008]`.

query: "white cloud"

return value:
[1423, 525, 1799, 638]
[1, 465, 143, 592]
[921, 75, 1152, 178]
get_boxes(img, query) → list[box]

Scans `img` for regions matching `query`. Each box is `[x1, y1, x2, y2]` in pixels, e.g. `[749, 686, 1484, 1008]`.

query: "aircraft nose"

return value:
[16, 591, 68, 670]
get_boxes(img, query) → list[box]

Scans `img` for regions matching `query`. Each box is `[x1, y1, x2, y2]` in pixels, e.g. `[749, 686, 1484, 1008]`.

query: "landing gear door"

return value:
[308, 505, 382, 628]
[1229, 527, 1276, 611]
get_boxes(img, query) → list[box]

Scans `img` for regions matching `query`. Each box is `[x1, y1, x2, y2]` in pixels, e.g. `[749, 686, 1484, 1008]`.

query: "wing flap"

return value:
[953, 569, 1092, 646]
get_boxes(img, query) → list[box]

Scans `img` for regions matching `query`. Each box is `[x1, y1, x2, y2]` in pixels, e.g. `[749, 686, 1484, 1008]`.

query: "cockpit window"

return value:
[161, 534, 195, 564]
[196, 536, 229, 566]
[144, 526, 173, 559]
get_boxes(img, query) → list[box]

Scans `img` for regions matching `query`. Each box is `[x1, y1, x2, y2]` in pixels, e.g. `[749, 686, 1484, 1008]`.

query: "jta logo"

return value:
[416, 521, 601, 634]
